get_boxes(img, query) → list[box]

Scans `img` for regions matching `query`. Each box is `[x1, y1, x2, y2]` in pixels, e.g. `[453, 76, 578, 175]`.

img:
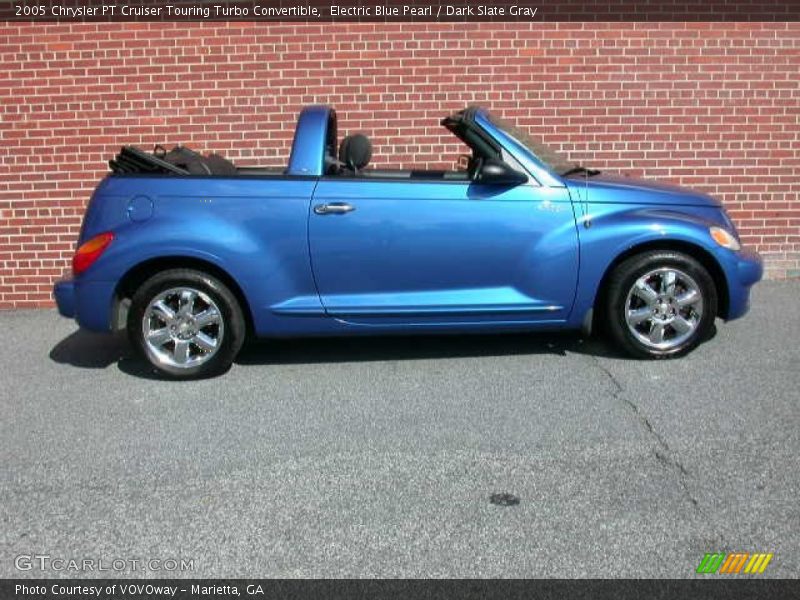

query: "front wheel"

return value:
[604, 251, 718, 359]
[128, 269, 246, 379]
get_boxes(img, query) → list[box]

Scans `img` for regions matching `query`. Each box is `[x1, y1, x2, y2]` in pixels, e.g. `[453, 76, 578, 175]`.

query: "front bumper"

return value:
[724, 248, 763, 321]
[735, 248, 764, 287]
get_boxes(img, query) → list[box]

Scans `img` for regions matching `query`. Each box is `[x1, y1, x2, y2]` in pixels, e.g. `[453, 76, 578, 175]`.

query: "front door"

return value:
[308, 179, 579, 327]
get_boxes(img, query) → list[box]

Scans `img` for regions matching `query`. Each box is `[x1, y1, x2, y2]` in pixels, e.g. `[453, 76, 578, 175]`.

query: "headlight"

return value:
[709, 226, 741, 251]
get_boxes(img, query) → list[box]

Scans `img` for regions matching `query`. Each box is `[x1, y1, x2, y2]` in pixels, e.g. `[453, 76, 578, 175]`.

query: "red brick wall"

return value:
[1, 22, 798, 308]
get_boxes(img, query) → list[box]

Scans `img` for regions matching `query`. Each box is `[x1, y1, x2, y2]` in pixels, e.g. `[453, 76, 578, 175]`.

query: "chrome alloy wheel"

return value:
[142, 287, 224, 369]
[624, 267, 704, 351]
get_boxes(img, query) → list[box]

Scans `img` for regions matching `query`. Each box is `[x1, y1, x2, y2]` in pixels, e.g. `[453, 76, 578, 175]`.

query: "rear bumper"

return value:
[724, 248, 763, 321]
[52, 276, 117, 332]
[53, 277, 76, 319]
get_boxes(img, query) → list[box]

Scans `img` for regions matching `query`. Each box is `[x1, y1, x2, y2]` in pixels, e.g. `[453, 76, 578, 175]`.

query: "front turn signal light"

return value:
[709, 226, 741, 251]
[72, 232, 114, 276]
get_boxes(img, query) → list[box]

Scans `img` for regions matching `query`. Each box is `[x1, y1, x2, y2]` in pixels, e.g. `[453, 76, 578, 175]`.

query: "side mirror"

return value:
[476, 159, 527, 186]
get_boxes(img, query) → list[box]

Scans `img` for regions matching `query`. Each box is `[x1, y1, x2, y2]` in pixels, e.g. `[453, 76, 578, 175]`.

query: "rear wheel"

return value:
[128, 269, 245, 379]
[604, 251, 717, 358]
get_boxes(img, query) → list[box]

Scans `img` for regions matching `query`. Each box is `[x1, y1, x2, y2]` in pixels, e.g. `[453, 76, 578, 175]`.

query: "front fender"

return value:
[569, 204, 734, 327]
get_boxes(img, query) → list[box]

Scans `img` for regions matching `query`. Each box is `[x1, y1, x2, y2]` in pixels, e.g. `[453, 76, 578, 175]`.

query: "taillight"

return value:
[72, 232, 114, 276]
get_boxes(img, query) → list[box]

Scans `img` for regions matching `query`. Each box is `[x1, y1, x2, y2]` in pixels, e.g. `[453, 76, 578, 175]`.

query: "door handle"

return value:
[314, 202, 355, 215]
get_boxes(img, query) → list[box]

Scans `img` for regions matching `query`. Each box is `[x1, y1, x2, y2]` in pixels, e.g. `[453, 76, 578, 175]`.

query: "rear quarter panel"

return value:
[77, 175, 319, 335]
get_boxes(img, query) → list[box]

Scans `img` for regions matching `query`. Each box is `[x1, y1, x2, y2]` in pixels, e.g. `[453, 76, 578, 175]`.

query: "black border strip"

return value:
[2, 0, 800, 22]
[3, 579, 800, 600]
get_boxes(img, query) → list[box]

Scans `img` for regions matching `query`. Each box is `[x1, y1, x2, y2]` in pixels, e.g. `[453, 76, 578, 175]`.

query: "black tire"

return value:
[603, 250, 718, 359]
[128, 269, 246, 379]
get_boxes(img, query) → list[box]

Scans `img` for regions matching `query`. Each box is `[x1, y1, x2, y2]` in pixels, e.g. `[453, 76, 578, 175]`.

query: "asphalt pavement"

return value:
[0, 282, 798, 578]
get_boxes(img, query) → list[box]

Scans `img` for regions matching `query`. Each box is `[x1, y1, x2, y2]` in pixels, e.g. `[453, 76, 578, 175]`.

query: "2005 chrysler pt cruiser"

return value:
[54, 106, 763, 379]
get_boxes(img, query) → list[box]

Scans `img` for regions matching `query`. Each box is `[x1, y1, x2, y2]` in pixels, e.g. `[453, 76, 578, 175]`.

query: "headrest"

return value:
[338, 134, 372, 171]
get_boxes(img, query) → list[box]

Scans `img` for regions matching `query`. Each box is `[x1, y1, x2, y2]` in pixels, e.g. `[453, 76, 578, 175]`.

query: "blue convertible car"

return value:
[54, 106, 762, 378]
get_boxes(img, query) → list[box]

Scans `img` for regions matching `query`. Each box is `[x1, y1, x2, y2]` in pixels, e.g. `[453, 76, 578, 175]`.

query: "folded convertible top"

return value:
[109, 145, 237, 176]
[109, 146, 189, 175]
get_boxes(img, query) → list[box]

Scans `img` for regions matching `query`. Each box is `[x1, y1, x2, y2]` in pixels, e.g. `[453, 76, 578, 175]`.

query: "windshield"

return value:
[486, 113, 575, 175]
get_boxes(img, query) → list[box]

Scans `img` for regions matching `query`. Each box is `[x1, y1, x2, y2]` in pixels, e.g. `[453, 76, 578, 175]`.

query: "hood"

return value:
[564, 173, 721, 208]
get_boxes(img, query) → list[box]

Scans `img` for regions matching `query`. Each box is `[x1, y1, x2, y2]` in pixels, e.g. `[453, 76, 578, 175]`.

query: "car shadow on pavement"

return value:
[49, 328, 627, 379]
[49, 330, 174, 380]
[49, 329, 133, 369]
[234, 330, 620, 366]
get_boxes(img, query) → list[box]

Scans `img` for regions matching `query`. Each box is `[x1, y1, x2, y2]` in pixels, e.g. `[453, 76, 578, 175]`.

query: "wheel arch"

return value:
[113, 256, 255, 335]
[593, 239, 730, 321]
